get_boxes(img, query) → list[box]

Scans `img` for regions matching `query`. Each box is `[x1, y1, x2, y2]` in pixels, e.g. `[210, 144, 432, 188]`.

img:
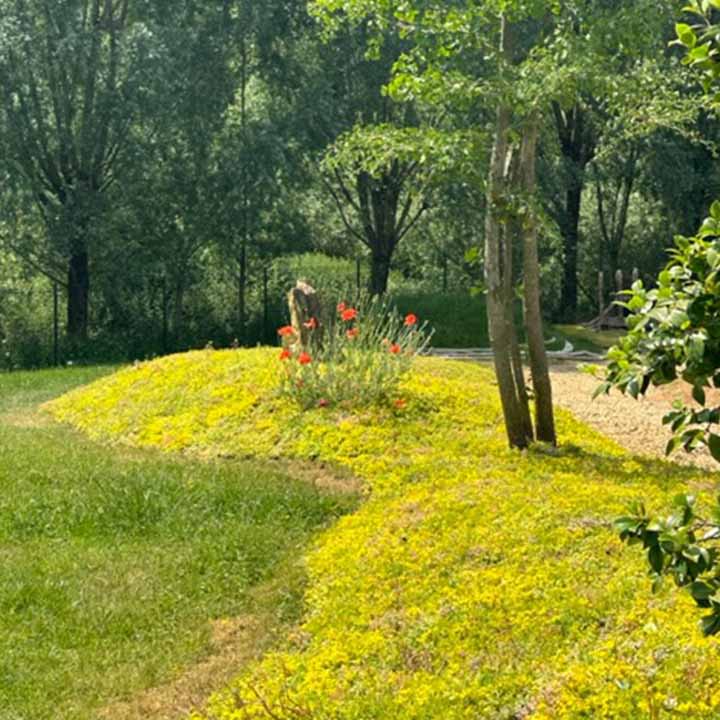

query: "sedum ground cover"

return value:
[48, 349, 720, 719]
[0, 366, 353, 720]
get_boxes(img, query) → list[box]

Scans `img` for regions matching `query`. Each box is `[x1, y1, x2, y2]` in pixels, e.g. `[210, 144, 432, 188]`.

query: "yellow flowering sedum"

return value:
[47, 349, 720, 718]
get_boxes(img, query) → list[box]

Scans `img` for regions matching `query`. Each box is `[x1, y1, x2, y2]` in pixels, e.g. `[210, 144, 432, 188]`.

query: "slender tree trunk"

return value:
[521, 117, 556, 444]
[67, 248, 89, 340]
[504, 214, 534, 441]
[484, 14, 534, 450]
[560, 180, 581, 320]
[553, 103, 595, 322]
[370, 250, 392, 295]
[238, 240, 247, 345]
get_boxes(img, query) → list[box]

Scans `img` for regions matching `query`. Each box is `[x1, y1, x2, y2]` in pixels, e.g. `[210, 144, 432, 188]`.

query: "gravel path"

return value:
[550, 362, 718, 471]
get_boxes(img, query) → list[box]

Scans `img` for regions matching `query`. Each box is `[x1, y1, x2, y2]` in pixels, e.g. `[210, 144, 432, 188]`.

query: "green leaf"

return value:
[708, 434, 720, 462]
[676, 23, 698, 48]
[648, 544, 665, 574]
[693, 384, 707, 406]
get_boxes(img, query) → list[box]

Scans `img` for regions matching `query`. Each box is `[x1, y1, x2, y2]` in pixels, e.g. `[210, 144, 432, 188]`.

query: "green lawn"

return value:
[0, 367, 356, 720]
[394, 292, 491, 347]
[393, 293, 620, 355]
[552, 324, 625, 355]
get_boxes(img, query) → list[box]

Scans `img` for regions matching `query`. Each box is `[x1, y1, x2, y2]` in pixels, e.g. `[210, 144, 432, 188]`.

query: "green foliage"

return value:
[278, 297, 432, 408]
[394, 292, 490, 346]
[601, 205, 720, 458]
[0, 365, 354, 719]
[615, 493, 720, 636]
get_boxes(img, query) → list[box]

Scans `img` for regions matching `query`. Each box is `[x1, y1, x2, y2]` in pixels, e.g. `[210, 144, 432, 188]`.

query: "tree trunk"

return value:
[238, 240, 247, 345]
[484, 14, 534, 450]
[370, 250, 392, 295]
[67, 249, 89, 340]
[560, 180, 581, 320]
[520, 117, 556, 445]
[553, 103, 596, 322]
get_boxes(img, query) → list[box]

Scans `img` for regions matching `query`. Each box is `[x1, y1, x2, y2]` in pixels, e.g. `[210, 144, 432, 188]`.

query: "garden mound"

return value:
[48, 349, 720, 718]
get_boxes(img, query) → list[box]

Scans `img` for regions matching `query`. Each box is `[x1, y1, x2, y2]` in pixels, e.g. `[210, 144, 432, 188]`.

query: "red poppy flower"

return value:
[318, 398, 329, 408]
[389, 343, 402, 355]
[298, 352, 312, 365]
[303, 317, 318, 330]
[277, 325, 295, 337]
[341, 308, 358, 322]
[337, 302, 347, 313]
[404, 313, 418, 327]
[347, 327, 360, 339]
[279, 349, 292, 361]
[394, 399, 406, 409]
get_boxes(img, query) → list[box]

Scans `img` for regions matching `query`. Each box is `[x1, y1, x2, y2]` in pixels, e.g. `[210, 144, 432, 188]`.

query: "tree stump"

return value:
[288, 281, 323, 349]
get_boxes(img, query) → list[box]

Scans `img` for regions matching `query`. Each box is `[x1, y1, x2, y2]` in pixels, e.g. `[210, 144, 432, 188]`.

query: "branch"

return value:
[320, 173, 367, 246]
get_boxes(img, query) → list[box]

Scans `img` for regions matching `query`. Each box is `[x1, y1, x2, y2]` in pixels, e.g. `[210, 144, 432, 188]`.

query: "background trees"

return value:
[0, 0, 714, 372]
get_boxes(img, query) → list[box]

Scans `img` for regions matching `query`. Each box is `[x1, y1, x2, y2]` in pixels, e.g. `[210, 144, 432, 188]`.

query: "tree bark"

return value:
[560, 180, 581, 319]
[370, 250, 392, 295]
[552, 103, 596, 321]
[520, 117, 556, 445]
[238, 240, 247, 345]
[484, 14, 534, 450]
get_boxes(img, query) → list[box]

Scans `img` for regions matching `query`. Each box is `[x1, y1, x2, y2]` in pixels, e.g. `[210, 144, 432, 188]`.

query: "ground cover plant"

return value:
[47, 349, 720, 718]
[0, 367, 355, 720]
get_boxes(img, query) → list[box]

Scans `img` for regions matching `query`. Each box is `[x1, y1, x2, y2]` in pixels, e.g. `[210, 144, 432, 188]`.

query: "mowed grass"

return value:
[394, 293, 491, 347]
[0, 367, 356, 720]
[552, 324, 625, 355]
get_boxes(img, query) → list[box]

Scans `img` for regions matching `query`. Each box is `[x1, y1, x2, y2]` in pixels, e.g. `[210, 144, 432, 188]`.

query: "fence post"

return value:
[597, 271, 605, 318]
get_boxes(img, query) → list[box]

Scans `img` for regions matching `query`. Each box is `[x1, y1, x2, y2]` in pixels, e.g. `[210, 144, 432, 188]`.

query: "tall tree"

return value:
[0, 0, 161, 339]
[313, 0, 557, 448]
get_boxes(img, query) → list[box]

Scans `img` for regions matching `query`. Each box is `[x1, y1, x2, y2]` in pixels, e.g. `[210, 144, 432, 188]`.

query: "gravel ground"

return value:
[550, 362, 718, 471]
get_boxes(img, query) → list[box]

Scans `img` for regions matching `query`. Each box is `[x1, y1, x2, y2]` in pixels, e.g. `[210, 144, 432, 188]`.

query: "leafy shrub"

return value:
[600, 201, 720, 459]
[616, 494, 720, 636]
[602, 204, 720, 636]
[277, 296, 432, 409]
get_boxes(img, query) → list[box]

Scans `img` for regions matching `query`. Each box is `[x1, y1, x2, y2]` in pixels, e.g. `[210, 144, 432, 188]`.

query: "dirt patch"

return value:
[97, 615, 270, 720]
[0, 409, 53, 429]
[275, 458, 364, 496]
[549, 362, 719, 471]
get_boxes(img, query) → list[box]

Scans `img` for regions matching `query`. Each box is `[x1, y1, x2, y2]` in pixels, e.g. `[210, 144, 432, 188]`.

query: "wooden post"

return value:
[632, 267, 640, 286]
[288, 281, 323, 350]
[597, 271, 605, 319]
[615, 269, 624, 294]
